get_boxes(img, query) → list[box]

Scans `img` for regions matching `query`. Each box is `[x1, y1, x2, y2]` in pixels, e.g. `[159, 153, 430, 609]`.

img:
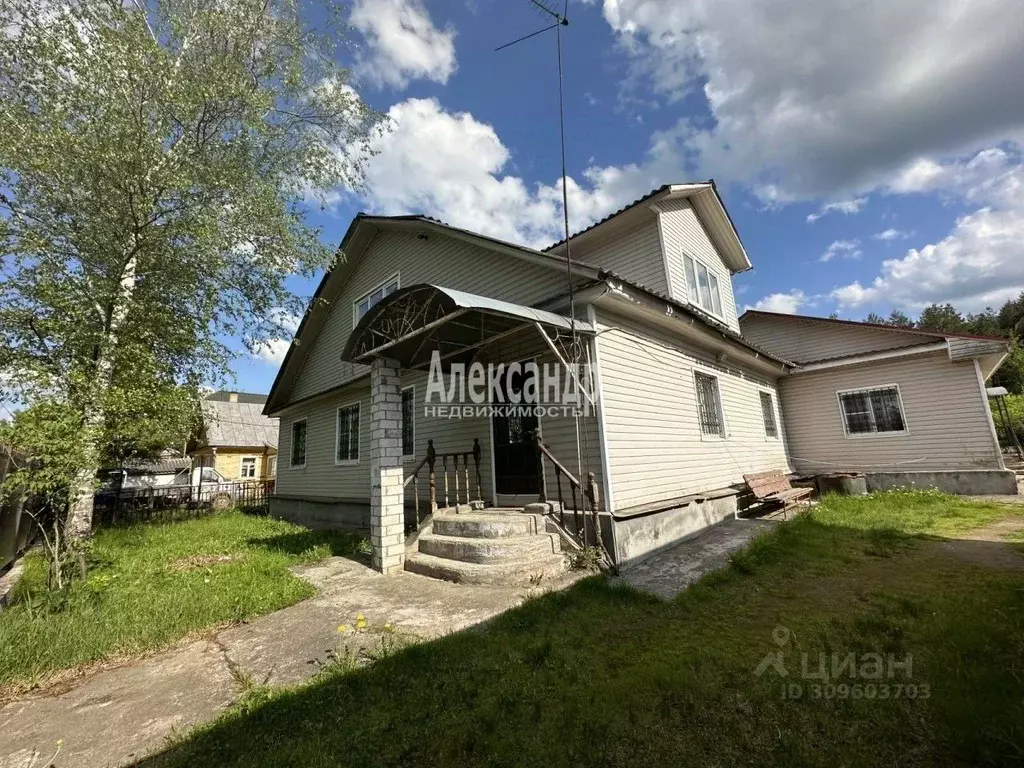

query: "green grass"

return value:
[143, 491, 1024, 768]
[0, 510, 364, 692]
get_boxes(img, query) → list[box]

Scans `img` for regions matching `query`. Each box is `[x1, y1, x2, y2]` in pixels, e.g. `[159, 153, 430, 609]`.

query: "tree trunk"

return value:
[65, 256, 138, 545]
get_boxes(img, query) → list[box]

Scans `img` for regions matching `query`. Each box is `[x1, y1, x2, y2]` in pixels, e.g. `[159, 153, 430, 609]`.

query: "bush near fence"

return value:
[93, 479, 276, 527]
[992, 393, 1024, 448]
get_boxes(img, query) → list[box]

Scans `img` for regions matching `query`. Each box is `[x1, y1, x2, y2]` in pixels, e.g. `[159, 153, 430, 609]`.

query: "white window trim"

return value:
[758, 388, 780, 441]
[692, 367, 728, 440]
[289, 418, 307, 469]
[335, 400, 361, 466]
[239, 455, 258, 478]
[682, 252, 726, 322]
[835, 383, 909, 439]
[352, 272, 400, 328]
[401, 385, 416, 461]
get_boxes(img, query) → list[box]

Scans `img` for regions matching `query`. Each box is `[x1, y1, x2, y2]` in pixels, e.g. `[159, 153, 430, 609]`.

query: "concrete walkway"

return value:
[614, 518, 778, 600]
[0, 558, 582, 768]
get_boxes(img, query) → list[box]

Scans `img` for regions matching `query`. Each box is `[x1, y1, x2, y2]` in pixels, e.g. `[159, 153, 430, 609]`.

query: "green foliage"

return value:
[144, 496, 1024, 768]
[0, 510, 363, 692]
[916, 303, 967, 333]
[992, 338, 1024, 395]
[565, 545, 603, 571]
[0, 0, 385, 529]
[991, 392, 1024, 447]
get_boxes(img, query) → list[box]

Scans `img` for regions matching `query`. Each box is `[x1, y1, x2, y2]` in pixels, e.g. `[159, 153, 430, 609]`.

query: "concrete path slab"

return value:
[0, 557, 582, 768]
[614, 518, 777, 600]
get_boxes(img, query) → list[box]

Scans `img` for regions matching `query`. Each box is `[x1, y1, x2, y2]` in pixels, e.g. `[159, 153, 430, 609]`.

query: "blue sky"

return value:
[234, 0, 1024, 394]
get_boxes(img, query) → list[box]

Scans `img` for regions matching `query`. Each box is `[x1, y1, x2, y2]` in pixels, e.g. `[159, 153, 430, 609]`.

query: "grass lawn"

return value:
[144, 491, 1024, 768]
[0, 510, 363, 694]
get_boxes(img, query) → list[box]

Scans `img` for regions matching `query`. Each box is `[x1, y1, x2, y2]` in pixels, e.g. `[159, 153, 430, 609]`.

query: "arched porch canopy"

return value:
[340, 284, 595, 369]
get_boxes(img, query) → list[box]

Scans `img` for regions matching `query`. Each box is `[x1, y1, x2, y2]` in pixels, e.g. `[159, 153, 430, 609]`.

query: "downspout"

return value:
[586, 292, 620, 565]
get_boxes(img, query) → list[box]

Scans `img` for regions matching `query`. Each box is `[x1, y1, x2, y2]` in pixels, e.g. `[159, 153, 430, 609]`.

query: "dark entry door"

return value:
[492, 362, 540, 495]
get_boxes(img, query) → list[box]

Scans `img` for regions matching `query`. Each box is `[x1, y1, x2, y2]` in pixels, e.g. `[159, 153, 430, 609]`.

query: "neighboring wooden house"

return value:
[190, 392, 278, 481]
[261, 181, 1014, 576]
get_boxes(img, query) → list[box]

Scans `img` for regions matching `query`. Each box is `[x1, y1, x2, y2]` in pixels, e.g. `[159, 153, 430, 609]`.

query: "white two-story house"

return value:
[263, 182, 1013, 578]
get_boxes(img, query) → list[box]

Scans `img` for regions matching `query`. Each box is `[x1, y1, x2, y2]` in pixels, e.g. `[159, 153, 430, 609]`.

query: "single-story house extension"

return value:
[189, 391, 279, 481]
[739, 311, 1012, 494]
[262, 181, 1014, 579]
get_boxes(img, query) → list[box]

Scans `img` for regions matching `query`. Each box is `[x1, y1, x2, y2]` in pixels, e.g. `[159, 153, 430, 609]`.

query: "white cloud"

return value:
[745, 290, 807, 315]
[253, 312, 301, 366]
[356, 98, 678, 247]
[819, 239, 861, 263]
[832, 162, 1024, 312]
[873, 228, 912, 241]
[806, 197, 867, 223]
[350, 0, 457, 89]
[591, 0, 1024, 200]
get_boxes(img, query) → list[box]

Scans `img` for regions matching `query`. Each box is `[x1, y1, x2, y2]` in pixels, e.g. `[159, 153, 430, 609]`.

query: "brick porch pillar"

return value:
[370, 357, 405, 574]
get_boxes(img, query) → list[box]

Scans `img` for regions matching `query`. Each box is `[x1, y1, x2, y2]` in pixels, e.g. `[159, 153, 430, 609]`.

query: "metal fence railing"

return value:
[93, 479, 276, 527]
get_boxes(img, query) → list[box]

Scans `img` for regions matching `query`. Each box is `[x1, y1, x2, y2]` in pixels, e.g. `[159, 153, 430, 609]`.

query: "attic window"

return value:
[353, 274, 400, 325]
[683, 254, 723, 317]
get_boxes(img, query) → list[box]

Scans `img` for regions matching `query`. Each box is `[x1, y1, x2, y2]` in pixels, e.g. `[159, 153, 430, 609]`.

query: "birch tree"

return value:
[0, 0, 383, 541]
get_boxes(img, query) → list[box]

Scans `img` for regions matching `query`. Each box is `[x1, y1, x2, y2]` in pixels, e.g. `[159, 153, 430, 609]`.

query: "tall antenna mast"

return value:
[497, 0, 585, 479]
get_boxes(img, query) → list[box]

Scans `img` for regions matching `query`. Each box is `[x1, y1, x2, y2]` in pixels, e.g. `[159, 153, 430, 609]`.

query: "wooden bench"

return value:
[743, 471, 813, 519]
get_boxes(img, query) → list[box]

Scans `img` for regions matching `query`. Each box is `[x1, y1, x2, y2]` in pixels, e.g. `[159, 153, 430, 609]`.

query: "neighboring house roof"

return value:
[114, 457, 191, 475]
[206, 390, 268, 405]
[545, 181, 753, 274]
[201, 399, 278, 448]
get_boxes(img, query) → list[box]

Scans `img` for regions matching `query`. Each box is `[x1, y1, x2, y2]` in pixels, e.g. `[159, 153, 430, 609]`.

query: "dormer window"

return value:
[683, 254, 723, 318]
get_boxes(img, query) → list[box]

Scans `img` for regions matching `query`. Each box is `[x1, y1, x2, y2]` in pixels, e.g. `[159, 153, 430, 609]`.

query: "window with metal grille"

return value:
[760, 391, 779, 438]
[401, 387, 415, 458]
[290, 419, 307, 468]
[838, 386, 906, 435]
[694, 371, 725, 437]
[335, 403, 360, 463]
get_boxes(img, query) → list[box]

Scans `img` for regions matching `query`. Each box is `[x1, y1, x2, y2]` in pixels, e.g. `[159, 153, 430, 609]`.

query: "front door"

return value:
[492, 362, 540, 495]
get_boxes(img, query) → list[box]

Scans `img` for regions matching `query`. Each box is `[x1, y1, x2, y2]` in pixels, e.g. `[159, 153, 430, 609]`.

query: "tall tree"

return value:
[886, 309, 914, 328]
[864, 312, 886, 325]
[916, 303, 966, 333]
[0, 0, 384, 542]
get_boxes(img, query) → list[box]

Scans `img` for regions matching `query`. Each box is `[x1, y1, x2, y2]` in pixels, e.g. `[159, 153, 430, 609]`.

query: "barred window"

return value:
[401, 387, 415, 458]
[290, 420, 307, 468]
[838, 386, 906, 435]
[335, 404, 360, 463]
[760, 391, 779, 438]
[694, 371, 725, 437]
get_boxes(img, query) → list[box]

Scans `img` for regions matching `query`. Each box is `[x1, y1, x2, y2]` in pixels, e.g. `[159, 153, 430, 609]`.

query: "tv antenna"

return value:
[497, 1, 590, 484]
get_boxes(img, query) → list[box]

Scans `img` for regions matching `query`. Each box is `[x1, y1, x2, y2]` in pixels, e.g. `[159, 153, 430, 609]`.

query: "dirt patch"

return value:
[168, 554, 239, 572]
[927, 515, 1024, 571]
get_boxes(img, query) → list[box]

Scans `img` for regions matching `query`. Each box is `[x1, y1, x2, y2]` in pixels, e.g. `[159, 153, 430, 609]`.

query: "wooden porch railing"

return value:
[403, 438, 483, 527]
[533, 431, 610, 562]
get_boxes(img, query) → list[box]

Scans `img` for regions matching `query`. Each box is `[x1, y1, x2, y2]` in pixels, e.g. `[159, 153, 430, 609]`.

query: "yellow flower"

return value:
[337, 624, 349, 634]
[382, 623, 394, 632]
[354, 613, 367, 630]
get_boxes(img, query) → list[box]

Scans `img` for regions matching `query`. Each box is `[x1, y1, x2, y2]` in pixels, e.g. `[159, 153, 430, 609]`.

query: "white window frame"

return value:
[239, 456, 257, 478]
[693, 368, 728, 440]
[401, 385, 415, 461]
[352, 273, 400, 327]
[267, 455, 277, 477]
[836, 383, 909, 439]
[759, 389, 780, 440]
[335, 401, 361, 466]
[289, 418, 307, 469]
[682, 253, 725, 320]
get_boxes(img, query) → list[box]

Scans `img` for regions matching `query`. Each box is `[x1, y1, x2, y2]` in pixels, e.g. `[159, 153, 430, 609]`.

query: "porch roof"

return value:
[340, 284, 595, 369]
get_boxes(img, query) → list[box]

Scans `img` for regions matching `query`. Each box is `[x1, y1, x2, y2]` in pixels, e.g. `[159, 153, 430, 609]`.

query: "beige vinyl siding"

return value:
[780, 352, 1002, 472]
[274, 326, 604, 508]
[740, 315, 932, 364]
[656, 198, 740, 333]
[289, 229, 568, 403]
[596, 308, 790, 510]
[571, 220, 668, 295]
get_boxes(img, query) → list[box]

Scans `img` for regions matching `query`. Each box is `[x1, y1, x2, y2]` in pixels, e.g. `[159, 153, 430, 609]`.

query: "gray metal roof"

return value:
[202, 400, 278, 448]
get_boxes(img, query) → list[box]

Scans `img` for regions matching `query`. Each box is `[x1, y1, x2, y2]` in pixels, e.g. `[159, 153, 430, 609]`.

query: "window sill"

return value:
[288, 464, 306, 470]
[335, 459, 360, 467]
[699, 432, 728, 441]
[843, 431, 909, 439]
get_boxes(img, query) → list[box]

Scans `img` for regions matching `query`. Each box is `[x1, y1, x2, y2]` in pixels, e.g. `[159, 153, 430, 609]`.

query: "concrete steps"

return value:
[405, 508, 565, 585]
